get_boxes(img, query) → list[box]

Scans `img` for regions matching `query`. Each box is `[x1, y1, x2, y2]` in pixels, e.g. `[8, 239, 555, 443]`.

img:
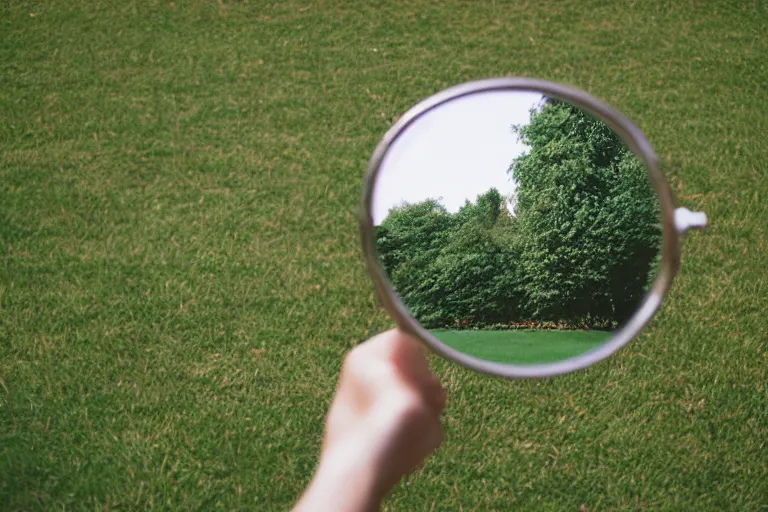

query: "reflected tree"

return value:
[510, 99, 662, 325]
[376, 189, 525, 328]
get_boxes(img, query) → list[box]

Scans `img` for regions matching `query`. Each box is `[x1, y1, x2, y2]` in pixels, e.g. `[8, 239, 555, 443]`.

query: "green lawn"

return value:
[434, 329, 612, 364]
[2, 1, 767, 510]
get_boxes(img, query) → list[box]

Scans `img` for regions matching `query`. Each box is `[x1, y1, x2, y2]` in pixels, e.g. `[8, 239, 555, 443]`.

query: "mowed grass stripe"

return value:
[433, 329, 612, 364]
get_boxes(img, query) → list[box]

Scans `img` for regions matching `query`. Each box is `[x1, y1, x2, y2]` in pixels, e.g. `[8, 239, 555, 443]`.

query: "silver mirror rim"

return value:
[360, 77, 681, 378]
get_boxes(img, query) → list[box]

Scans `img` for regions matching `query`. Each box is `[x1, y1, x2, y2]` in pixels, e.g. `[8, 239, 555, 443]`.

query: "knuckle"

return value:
[342, 346, 368, 372]
[342, 345, 388, 384]
[395, 394, 433, 425]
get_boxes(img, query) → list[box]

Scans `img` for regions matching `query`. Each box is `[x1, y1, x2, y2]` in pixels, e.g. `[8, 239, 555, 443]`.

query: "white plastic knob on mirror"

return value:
[675, 207, 708, 234]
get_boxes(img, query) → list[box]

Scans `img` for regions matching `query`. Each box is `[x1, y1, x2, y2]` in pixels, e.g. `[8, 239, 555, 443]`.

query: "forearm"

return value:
[293, 449, 383, 512]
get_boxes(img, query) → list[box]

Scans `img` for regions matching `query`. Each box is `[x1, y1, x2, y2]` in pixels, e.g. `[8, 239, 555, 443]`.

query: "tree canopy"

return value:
[511, 99, 661, 325]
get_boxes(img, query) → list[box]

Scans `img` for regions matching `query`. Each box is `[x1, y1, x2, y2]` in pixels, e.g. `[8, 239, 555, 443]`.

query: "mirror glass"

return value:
[372, 91, 662, 365]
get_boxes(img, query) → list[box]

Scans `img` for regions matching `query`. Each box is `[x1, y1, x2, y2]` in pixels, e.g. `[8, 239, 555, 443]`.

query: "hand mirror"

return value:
[360, 78, 707, 378]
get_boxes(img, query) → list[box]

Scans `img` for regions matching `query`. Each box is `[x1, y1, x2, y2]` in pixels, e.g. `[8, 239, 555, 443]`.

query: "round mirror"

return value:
[361, 79, 706, 378]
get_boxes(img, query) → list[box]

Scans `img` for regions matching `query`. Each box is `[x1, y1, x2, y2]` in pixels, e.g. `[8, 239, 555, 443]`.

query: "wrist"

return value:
[295, 444, 383, 512]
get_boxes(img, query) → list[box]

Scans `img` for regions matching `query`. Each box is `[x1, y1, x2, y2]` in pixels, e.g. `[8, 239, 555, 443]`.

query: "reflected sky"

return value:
[372, 91, 543, 225]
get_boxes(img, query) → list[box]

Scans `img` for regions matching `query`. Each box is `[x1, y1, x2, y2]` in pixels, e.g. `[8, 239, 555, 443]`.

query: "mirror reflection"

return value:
[373, 91, 662, 365]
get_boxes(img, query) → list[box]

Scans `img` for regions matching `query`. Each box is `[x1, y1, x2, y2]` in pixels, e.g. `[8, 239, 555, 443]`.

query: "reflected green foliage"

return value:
[512, 100, 662, 324]
[377, 191, 524, 327]
[376, 200, 455, 326]
[377, 101, 662, 328]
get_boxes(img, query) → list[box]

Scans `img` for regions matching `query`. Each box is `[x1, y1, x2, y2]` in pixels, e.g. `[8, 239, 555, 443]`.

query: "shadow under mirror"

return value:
[372, 91, 662, 365]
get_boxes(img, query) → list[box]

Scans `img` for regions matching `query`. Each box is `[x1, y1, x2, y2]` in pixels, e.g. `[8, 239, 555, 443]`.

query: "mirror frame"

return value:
[360, 77, 697, 378]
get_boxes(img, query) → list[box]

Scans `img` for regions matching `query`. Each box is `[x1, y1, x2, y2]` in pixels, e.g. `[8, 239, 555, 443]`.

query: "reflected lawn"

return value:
[431, 329, 612, 364]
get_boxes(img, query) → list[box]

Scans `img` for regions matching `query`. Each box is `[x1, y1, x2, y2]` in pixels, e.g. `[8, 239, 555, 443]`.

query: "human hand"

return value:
[293, 329, 446, 512]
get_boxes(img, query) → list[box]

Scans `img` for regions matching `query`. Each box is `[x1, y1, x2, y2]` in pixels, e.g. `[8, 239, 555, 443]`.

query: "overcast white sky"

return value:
[372, 91, 543, 225]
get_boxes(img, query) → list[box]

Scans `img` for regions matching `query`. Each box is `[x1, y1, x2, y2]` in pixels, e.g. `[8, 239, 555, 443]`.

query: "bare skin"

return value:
[293, 329, 446, 512]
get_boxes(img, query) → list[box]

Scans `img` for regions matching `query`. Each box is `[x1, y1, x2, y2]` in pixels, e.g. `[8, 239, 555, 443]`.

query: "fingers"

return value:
[425, 379, 447, 416]
[350, 329, 446, 417]
[381, 389, 445, 462]
[388, 330, 446, 416]
[354, 328, 428, 362]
